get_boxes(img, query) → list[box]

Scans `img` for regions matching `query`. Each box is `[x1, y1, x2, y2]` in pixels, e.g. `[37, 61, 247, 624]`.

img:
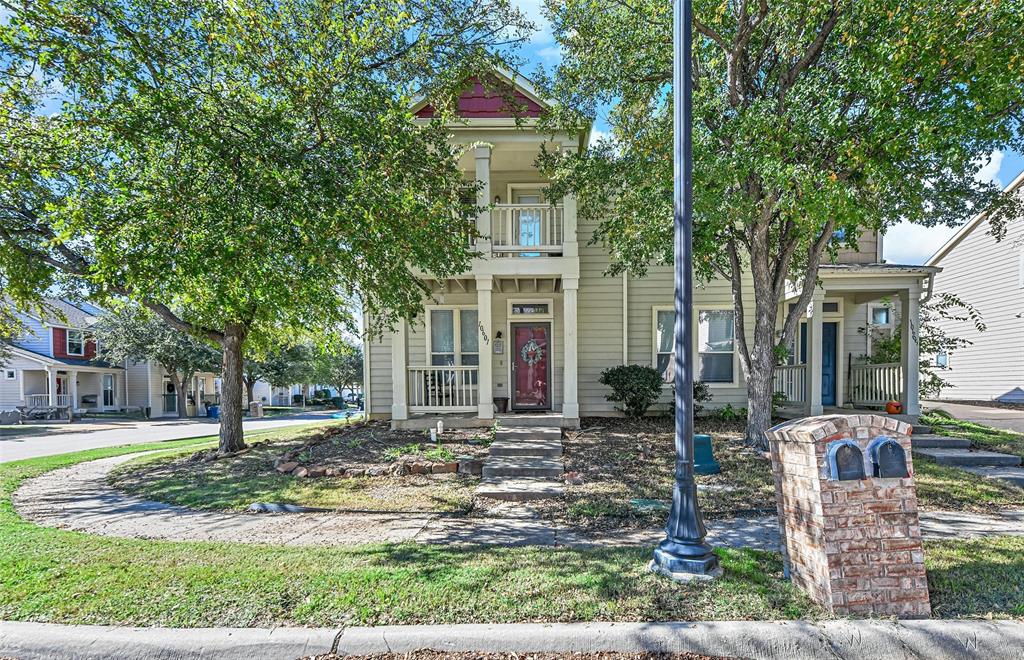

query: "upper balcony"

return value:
[489, 203, 564, 257]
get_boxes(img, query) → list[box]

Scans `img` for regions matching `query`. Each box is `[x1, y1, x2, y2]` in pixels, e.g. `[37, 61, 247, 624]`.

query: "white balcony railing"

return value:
[408, 366, 479, 413]
[773, 364, 807, 405]
[491, 204, 563, 256]
[25, 394, 72, 408]
[849, 362, 903, 407]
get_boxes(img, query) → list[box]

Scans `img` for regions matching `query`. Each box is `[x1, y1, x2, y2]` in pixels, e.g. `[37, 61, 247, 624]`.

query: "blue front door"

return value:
[822, 322, 838, 406]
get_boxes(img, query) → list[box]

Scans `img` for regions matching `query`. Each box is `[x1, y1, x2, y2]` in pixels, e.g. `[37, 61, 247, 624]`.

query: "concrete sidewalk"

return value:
[0, 411, 342, 463]
[925, 400, 1024, 434]
[4, 619, 1024, 659]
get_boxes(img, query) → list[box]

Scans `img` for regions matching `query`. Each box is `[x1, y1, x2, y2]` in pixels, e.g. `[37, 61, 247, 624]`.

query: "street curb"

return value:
[0, 621, 340, 660]
[5, 619, 1024, 659]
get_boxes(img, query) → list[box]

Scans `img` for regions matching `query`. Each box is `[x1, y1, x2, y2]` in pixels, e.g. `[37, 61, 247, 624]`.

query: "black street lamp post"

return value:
[650, 0, 721, 581]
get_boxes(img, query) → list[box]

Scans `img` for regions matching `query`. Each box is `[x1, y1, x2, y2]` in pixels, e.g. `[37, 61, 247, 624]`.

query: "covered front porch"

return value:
[22, 366, 122, 413]
[387, 273, 579, 430]
[771, 264, 939, 419]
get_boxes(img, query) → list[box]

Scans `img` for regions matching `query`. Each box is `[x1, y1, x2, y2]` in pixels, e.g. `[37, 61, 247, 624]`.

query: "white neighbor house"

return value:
[362, 70, 936, 429]
[927, 169, 1024, 402]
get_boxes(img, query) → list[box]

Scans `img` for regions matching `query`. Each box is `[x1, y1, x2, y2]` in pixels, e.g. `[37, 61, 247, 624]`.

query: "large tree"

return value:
[0, 0, 529, 452]
[538, 0, 1024, 446]
[312, 339, 364, 398]
[93, 305, 220, 418]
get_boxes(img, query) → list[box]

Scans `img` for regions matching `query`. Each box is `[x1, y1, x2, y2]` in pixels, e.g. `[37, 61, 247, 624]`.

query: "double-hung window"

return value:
[697, 310, 734, 383]
[429, 308, 479, 379]
[654, 309, 674, 380]
[66, 329, 85, 356]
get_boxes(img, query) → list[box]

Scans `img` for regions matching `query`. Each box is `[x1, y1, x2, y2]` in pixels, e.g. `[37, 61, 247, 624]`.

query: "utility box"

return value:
[766, 414, 930, 618]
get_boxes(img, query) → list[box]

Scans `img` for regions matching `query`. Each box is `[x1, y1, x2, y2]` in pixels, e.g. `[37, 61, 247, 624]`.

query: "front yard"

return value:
[108, 421, 491, 513]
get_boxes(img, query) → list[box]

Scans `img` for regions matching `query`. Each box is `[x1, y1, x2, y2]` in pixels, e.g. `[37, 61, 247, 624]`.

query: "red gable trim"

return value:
[416, 76, 544, 119]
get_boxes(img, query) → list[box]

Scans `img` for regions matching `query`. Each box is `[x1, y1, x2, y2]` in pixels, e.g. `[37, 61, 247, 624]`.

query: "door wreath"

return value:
[519, 338, 544, 366]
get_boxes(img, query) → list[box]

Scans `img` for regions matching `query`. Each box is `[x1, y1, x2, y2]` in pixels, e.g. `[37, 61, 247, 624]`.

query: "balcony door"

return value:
[512, 189, 542, 257]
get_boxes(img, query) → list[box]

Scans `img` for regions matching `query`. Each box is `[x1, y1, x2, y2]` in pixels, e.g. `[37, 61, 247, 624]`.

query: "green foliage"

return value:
[383, 443, 456, 463]
[693, 380, 712, 415]
[708, 404, 747, 424]
[862, 293, 986, 398]
[536, 0, 1024, 443]
[771, 391, 788, 417]
[599, 364, 663, 418]
[311, 339, 364, 396]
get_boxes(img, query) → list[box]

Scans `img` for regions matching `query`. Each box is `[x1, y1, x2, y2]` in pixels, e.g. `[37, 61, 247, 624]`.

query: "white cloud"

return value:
[975, 150, 1005, 187]
[588, 128, 609, 147]
[537, 44, 563, 60]
[515, 0, 553, 44]
[883, 150, 1007, 265]
[883, 222, 959, 265]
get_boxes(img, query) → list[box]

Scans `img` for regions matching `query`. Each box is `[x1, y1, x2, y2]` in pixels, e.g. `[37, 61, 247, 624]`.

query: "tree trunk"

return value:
[219, 323, 247, 454]
[244, 377, 256, 409]
[301, 383, 309, 407]
[745, 348, 776, 451]
[169, 372, 187, 419]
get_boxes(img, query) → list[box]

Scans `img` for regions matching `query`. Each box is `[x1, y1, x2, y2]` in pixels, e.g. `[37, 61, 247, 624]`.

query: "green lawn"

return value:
[107, 421, 483, 513]
[922, 411, 1024, 459]
[926, 536, 1024, 618]
[1, 441, 818, 627]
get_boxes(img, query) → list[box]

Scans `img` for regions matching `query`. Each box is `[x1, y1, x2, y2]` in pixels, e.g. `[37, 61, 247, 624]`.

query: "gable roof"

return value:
[927, 168, 1024, 266]
[4, 344, 122, 370]
[410, 66, 552, 120]
[2, 296, 101, 329]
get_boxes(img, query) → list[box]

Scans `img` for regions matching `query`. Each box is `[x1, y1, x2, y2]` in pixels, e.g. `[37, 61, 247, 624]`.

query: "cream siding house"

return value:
[364, 70, 935, 428]
[926, 169, 1024, 402]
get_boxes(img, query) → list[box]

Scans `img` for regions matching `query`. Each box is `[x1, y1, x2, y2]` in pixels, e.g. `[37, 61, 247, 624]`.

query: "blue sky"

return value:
[513, 1, 1024, 266]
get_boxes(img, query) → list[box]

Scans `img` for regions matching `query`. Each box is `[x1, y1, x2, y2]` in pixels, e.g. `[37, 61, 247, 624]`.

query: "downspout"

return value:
[621, 272, 628, 363]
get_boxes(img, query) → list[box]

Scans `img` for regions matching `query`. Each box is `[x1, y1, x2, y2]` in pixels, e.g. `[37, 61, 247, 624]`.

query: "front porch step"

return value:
[495, 427, 562, 443]
[961, 466, 1024, 488]
[911, 434, 971, 449]
[489, 439, 563, 458]
[476, 477, 564, 502]
[913, 447, 1022, 468]
[496, 414, 572, 428]
[482, 457, 564, 479]
[911, 425, 933, 435]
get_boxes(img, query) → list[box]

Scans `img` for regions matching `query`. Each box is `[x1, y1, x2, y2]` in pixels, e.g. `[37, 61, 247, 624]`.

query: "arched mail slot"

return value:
[826, 439, 866, 481]
[868, 437, 909, 479]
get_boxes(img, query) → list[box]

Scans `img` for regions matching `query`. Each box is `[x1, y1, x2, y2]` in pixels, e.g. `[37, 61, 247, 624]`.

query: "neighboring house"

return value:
[0, 297, 220, 418]
[0, 298, 125, 413]
[363, 69, 937, 428]
[927, 169, 1024, 402]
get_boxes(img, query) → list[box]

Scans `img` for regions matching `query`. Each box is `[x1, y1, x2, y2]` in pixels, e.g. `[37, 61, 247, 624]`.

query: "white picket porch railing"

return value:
[849, 362, 903, 407]
[25, 394, 72, 408]
[773, 364, 807, 405]
[408, 366, 479, 413]
[491, 204, 564, 256]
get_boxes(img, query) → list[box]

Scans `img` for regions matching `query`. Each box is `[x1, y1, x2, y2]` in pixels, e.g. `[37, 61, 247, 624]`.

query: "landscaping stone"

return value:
[391, 463, 410, 476]
[276, 461, 299, 474]
[432, 462, 457, 474]
[458, 458, 484, 475]
[307, 466, 327, 478]
[345, 468, 366, 478]
[367, 466, 389, 477]
[292, 466, 309, 478]
[409, 462, 428, 475]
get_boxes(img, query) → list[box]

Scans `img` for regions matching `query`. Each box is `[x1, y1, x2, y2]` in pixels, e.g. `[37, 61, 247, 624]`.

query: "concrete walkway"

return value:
[12, 452, 1024, 549]
[4, 619, 1024, 660]
[0, 410, 342, 463]
[925, 400, 1024, 434]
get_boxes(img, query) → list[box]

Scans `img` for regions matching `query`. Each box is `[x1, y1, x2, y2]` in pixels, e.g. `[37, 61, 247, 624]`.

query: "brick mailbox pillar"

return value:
[766, 414, 930, 618]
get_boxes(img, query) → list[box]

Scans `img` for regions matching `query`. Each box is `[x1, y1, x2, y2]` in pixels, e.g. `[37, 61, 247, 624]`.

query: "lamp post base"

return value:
[651, 539, 722, 582]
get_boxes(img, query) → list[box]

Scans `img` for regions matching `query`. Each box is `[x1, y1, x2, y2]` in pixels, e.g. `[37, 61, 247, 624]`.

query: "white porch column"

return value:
[475, 145, 492, 254]
[390, 321, 409, 420]
[476, 275, 494, 419]
[47, 368, 57, 406]
[69, 370, 78, 410]
[806, 287, 826, 416]
[900, 284, 922, 416]
[560, 141, 579, 258]
[563, 277, 580, 419]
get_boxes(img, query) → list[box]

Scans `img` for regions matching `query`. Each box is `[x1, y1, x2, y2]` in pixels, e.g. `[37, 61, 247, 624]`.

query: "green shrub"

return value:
[693, 380, 712, 415]
[599, 364, 663, 418]
[708, 403, 747, 423]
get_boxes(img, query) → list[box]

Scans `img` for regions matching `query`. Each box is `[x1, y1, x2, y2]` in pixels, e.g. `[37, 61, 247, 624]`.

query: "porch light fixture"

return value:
[650, 0, 721, 581]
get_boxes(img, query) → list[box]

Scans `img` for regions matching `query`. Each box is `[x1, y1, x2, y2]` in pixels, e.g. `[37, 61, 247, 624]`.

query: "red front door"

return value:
[511, 323, 550, 410]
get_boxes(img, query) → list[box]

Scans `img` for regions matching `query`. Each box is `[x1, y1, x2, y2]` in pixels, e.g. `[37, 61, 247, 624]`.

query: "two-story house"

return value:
[359, 70, 937, 428]
[1, 297, 221, 418]
[0, 298, 125, 413]
[926, 169, 1024, 402]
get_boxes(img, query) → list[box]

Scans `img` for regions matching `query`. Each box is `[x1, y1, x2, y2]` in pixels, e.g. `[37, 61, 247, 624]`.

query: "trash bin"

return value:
[331, 396, 345, 409]
[207, 405, 220, 419]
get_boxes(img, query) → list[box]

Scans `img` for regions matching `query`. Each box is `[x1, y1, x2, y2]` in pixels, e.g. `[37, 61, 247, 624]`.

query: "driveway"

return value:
[0, 411, 343, 463]
[924, 400, 1024, 434]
